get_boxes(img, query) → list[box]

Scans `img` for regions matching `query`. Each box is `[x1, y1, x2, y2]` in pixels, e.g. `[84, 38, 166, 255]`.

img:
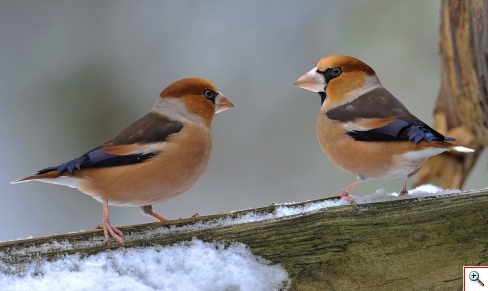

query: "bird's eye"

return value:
[331, 67, 342, 77]
[203, 89, 216, 99]
[323, 67, 343, 83]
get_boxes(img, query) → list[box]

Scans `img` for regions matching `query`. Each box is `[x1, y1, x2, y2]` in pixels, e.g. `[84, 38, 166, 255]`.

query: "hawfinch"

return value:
[12, 77, 234, 244]
[294, 55, 473, 203]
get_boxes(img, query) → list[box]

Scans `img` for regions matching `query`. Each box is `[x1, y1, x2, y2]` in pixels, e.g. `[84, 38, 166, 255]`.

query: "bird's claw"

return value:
[340, 190, 356, 204]
[95, 219, 124, 246]
[178, 213, 200, 220]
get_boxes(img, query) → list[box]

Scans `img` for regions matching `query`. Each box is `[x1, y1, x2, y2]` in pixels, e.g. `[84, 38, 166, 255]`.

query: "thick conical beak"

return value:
[215, 92, 234, 113]
[294, 67, 326, 93]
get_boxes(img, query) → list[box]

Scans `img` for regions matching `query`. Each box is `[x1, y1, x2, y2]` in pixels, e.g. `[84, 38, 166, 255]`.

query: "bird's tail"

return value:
[450, 145, 475, 153]
[11, 171, 60, 184]
[426, 141, 475, 153]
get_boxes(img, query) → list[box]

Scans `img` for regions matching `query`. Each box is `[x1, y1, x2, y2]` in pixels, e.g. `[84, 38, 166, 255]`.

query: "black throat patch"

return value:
[319, 92, 327, 105]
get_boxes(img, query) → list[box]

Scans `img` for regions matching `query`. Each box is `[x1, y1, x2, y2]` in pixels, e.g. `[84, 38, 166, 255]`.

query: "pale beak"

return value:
[293, 67, 326, 93]
[215, 92, 234, 113]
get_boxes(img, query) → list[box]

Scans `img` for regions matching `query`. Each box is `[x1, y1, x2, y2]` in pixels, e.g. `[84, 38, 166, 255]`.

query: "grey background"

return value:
[1, 0, 486, 241]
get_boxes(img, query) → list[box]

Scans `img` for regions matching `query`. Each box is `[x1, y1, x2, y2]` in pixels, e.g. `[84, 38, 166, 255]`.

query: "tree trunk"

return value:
[413, 0, 488, 189]
[1, 190, 488, 290]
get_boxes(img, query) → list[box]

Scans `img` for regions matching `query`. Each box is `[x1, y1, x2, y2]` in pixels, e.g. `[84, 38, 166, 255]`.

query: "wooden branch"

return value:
[413, 0, 488, 189]
[2, 190, 488, 290]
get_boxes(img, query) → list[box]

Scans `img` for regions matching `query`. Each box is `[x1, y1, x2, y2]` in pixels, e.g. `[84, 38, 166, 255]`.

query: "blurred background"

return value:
[1, 0, 486, 241]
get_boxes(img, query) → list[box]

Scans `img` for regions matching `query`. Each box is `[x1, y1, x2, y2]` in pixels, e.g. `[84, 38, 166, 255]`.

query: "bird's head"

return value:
[158, 78, 234, 126]
[294, 55, 380, 107]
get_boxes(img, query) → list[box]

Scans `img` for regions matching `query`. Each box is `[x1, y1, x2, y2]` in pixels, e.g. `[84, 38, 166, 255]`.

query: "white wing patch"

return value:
[343, 121, 369, 132]
[119, 142, 168, 155]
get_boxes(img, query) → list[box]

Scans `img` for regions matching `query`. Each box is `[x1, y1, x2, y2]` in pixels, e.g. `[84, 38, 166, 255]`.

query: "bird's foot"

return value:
[95, 218, 124, 246]
[178, 213, 200, 220]
[399, 179, 409, 196]
[339, 190, 356, 204]
[339, 179, 359, 204]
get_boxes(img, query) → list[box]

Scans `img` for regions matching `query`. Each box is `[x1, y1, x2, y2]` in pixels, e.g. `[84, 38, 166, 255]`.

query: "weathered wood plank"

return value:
[1, 190, 487, 290]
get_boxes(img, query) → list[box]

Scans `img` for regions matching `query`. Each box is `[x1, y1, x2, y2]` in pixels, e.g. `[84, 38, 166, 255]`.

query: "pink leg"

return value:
[141, 205, 196, 222]
[95, 199, 124, 245]
[399, 179, 408, 196]
[150, 212, 167, 222]
[140, 205, 167, 222]
[340, 179, 359, 204]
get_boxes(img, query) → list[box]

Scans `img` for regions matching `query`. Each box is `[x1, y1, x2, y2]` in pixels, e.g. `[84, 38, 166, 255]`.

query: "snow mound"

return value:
[0, 239, 291, 291]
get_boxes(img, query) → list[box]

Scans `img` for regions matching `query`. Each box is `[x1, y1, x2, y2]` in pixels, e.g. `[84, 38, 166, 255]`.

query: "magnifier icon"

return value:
[469, 271, 485, 286]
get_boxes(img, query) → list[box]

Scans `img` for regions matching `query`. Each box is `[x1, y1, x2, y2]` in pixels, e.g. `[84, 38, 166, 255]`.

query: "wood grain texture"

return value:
[2, 190, 488, 290]
[413, 0, 487, 189]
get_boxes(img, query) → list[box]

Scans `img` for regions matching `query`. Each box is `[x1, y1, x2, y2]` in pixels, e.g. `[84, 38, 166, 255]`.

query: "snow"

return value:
[274, 184, 463, 217]
[0, 239, 291, 291]
[0, 184, 475, 290]
[353, 184, 462, 204]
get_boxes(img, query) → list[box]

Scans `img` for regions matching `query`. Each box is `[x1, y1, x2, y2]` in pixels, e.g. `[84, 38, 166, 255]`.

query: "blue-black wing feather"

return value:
[325, 87, 455, 143]
[346, 119, 455, 143]
[36, 112, 183, 175]
[37, 146, 158, 175]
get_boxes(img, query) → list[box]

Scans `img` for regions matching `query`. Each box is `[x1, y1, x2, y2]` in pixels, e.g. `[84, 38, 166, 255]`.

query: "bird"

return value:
[293, 55, 474, 203]
[12, 77, 234, 245]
